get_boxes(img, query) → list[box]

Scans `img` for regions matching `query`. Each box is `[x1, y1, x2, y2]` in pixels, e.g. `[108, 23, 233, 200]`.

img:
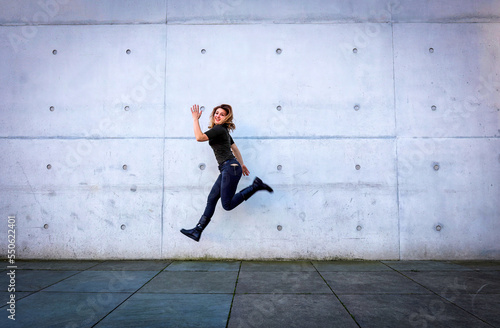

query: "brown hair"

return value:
[208, 104, 236, 131]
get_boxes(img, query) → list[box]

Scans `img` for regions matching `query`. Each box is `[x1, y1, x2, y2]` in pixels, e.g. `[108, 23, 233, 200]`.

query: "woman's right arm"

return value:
[191, 104, 209, 142]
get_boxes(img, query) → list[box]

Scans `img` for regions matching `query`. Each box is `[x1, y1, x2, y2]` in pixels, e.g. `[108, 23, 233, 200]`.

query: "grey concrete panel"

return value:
[45, 270, 158, 292]
[341, 294, 491, 328]
[164, 138, 399, 259]
[0, 0, 167, 25]
[90, 260, 171, 271]
[398, 138, 500, 260]
[228, 294, 358, 328]
[394, 0, 500, 23]
[0, 270, 78, 291]
[138, 271, 238, 293]
[394, 23, 500, 137]
[165, 24, 395, 137]
[0, 24, 165, 137]
[321, 271, 431, 295]
[313, 260, 392, 272]
[0, 139, 163, 259]
[95, 293, 232, 328]
[167, 0, 403, 24]
[0, 291, 131, 328]
[164, 260, 241, 271]
[235, 271, 332, 294]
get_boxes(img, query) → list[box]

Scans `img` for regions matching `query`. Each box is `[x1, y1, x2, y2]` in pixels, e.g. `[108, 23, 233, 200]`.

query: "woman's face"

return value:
[214, 108, 228, 125]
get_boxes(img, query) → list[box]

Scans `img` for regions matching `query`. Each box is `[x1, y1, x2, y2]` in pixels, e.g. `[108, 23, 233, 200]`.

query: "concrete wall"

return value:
[0, 0, 499, 260]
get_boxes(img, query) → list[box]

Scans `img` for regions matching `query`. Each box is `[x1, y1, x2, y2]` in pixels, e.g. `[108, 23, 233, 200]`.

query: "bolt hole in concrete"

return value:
[356, 225, 362, 231]
[277, 225, 282, 231]
[433, 163, 440, 171]
[276, 48, 282, 54]
[429, 47, 434, 53]
[276, 105, 282, 111]
[121, 224, 126, 230]
[130, 185, 137, 192]
[277, 165, 282, 171]
[49, 106, 55, 111]
[436, 225, 442, 231]
[46, 164, 52, 170]
[122, 164, 128, 170]
[431, 105, 437, 111]
[200, 106, 205, 111]
[201, 49, 206, 54]
[199, 163, 206, 170]
[354, 104, 360, 111]
[52, 49, 57, 55]
[353, 48, 358, 53]
[124, 106, 130, 111]
[43, 224, 49, 229]
[355, 164, 361, 170]
[126, 49, 131, 54]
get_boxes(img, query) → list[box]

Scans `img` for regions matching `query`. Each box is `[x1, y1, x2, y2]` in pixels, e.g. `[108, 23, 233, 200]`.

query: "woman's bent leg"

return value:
[220, 164, 244, 211]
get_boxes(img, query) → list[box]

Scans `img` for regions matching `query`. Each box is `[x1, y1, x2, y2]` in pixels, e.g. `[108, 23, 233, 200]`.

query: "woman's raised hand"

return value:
[190, 104, 202, 120]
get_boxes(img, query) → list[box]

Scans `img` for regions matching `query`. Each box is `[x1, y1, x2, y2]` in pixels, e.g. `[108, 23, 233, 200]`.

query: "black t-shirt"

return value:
[205, 124, 235, 165]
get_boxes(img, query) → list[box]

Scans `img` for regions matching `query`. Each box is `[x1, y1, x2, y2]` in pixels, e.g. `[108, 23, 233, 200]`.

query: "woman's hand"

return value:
[241, 164, 250, 176]
[191, 104, 202, 120]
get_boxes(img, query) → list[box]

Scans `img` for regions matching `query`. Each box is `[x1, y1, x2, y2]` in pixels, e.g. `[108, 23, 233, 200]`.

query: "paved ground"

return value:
[1, 260, 499, 327]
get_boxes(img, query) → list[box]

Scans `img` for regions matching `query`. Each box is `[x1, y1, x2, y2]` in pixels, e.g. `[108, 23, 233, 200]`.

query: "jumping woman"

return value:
[180, 104, 274, 242]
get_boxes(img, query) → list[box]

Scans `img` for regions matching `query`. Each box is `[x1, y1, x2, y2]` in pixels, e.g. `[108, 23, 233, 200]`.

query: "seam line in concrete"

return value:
[225, 261, 242, 328]
[311, 261, 362, 328]
[380, 262, 496, 327]
[90, 268, 167, 328]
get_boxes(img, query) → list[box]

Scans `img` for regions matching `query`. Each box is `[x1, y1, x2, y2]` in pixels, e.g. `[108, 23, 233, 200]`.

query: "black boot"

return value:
[180, 216, 211, 242]
[240, 177, 274, 201]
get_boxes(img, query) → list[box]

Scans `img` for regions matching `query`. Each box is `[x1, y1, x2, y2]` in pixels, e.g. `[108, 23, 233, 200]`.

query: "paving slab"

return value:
[0, 291, 131, 328]
[95, 293, 232, 328]
[89, 260, 171, 271]
[15, 260, 102, 271]
[341, 294, 491, 328]
[449, 293, 500, 327]
[138, 271, 238, 294]
[236, 271, 332, 294]
[382, 260, 473, 271]
[44, 271, 158, 293]
[405, 271, 500, 296]
[449, 261, 500, 271]
[228, 294, 358, 328]
[0, 270, 79, 292]
[313, 260, 392, 272]
[240, 261, 316, 272]
[321, 271, 431, 295]
[164, 261, 240, 272]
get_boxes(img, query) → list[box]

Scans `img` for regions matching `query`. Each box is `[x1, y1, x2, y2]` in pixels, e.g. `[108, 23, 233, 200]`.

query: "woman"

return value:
[180, 104, 273, 242]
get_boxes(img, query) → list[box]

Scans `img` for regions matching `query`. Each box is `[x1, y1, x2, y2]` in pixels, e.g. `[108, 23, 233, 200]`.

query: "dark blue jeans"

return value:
[202, 158, 244, 220]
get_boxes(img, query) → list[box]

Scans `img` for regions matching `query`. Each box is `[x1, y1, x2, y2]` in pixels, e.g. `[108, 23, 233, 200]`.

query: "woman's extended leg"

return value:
[180, 174, 222, 242]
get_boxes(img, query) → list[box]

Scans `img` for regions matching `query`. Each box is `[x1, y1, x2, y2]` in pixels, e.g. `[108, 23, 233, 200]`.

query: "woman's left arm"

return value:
[231, 144, 250, 176]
